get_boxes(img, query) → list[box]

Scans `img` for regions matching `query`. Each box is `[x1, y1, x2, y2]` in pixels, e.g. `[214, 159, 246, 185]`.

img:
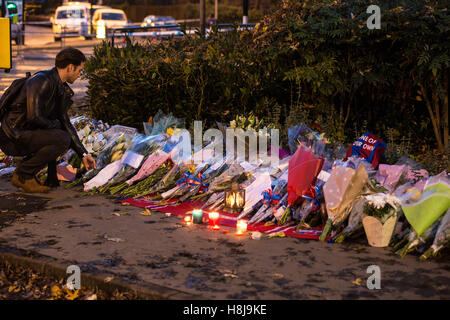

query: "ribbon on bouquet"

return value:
[176, 171, 209, 193]
[1, 156, 10, 165]
[301, 185, 321, 212]
[262, 189, 282, 206]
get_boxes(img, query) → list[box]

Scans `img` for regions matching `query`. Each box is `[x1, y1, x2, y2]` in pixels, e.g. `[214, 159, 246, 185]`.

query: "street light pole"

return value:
[90, 0, 93, 35]
[21, 0, 25, 44]
[215, 0, 218, 21]
[200, 0, 205, 35]
[243, 0, 248, 24]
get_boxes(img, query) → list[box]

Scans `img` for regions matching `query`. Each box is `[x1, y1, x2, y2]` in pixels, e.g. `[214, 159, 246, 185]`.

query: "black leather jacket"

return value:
[1, 67, 88, 158]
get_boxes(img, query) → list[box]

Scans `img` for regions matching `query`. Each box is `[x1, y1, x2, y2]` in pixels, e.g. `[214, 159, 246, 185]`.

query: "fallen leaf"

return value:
[8, 285, 20, 293]
[140, 208, 152, 216]
[352, 278, 362, 286]
[271, 273, 284, 278]
[121, 211, 128, 215]
[121, 202, 130, 206]
[268, 232, 286, 238]
[87, 294, 97, 300]
[65, 289, 79, 300]
[224, 273, 239, 279]
[104, 276, 114, 283]
[51, 285, 62, 297]
[112, 213, 121, 217]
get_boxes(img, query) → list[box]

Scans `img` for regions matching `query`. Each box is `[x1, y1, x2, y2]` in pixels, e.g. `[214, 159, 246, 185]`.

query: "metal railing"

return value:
[7, 22, 256, 49]
[111, 23, 256, 46]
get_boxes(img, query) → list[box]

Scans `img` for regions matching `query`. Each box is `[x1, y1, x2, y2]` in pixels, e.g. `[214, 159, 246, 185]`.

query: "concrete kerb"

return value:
[0, 244, 203, 300]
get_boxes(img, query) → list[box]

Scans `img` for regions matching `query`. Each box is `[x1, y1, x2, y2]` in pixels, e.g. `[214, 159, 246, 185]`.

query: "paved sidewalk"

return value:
[12, 38, 104, 52]
[0, 174, 449, 300]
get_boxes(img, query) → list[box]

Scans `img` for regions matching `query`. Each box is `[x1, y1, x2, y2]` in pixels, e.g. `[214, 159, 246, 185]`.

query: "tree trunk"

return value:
[339, 93, 344, 122]
[442, 74, 448, 149]
[419, 82, 445, 152]
[255, 0, 261, 10]
[344, 89, 355, 126]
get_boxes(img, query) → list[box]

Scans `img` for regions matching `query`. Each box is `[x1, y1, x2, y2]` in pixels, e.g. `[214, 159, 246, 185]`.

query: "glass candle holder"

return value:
[184, 215, 192, 226]
[208, 211, 220, 230]
[192, 209, 203, 224]
[236, 219, 248, 235]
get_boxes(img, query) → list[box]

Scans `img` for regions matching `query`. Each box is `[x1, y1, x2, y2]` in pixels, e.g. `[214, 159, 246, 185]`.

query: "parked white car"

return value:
[92, 8, 127, 34]
[51, 2, 111, 41]
[51, 3, 90, 41]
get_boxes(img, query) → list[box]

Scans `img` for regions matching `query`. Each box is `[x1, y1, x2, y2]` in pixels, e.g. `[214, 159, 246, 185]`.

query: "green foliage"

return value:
[85, 0, 449, 153]
[364, 202, 396, 223]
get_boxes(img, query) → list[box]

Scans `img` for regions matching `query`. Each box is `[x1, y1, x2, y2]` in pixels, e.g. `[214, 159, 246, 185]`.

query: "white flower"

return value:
[365, 193, 388, 209]
[365, 193, 400, 210]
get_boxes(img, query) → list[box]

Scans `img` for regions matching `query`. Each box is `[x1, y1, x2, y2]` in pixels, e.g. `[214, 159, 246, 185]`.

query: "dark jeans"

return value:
[0, 126, 71, 180]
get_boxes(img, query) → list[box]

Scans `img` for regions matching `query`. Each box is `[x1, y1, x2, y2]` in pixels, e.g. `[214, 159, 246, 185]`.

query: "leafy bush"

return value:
[85, 0, 449, 155]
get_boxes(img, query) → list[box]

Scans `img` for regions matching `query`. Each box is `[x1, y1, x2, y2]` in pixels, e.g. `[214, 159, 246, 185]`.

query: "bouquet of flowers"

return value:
[420, 208, 450, 260]
[320, 164, 368, 241]
[396, 218, 442, 257]
[237, 170, 272, 219]
[288, 123, 328, 156]
[65, 132, 134, 189]
[98, 134, 162, 194]
[361, 193, 401, 247]
[118, 161, 174, 198]
[248, 175, 288, 225]
[333, 197, 366, 243]
[82, 133, 135, 192]
[363, 193, 400, 223]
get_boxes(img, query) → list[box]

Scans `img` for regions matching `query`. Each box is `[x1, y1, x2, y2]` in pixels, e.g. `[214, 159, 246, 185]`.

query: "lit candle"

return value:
[236, 193, 244, 207]
[228, 195, 235, 208]
[192, 209, 203, 224]
[208, 211, 220, 230]
[236, 219, 247, 235]
[184, 215, 192, 226]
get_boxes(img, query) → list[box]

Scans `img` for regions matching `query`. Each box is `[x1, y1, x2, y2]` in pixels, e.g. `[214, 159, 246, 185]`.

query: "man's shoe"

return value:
[45, 161, 60, 188]
[11, 172, 51, 193]
[44, 177, 60, 188]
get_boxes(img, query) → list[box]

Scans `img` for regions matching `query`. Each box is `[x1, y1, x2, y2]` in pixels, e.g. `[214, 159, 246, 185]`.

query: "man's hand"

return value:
[82, 154, 96, 171]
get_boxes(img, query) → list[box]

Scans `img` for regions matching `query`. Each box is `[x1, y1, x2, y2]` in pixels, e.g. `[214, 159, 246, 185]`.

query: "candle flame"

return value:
[236, 193, 244, 207]
[227, 194, 235, 208]
[236, 219, 247, 234]
[209, 211, 219, 220]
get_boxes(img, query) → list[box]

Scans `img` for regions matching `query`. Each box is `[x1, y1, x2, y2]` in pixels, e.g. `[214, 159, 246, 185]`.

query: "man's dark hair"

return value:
[55, 47, 86, 69]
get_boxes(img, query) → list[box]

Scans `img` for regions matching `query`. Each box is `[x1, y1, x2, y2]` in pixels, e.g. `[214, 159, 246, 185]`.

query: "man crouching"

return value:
[0, 47, 96, 193]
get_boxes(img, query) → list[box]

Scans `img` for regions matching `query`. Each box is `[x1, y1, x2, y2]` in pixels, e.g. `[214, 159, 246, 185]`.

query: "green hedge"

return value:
[85, 0, 449, 154]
